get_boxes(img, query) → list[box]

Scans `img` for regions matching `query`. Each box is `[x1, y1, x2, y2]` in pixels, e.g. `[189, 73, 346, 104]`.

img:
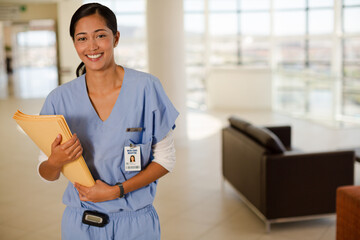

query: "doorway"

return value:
[2, 19, 58, 98]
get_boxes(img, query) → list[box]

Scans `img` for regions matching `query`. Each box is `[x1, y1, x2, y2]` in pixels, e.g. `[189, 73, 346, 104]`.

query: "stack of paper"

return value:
[13, 110, 95, 187]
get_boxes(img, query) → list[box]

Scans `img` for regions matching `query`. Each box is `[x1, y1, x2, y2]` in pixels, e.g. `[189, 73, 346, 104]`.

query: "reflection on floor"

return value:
[12, 67, 58, 98]
[0, 66, 57, 99]
[1, 98, 359, 240]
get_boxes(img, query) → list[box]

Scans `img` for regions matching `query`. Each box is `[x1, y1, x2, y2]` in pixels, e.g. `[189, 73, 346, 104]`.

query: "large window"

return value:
[184, 0, 206, 109]
[184, 0, 271, 109]
[83, 0, 147, 71]
[208, 0, 271, 66]
[12, 20, 58, 98]
[274, 0, 333, 74]
[83, 0, 360, 122]
[273, 0, 336, 120]
[184, 0, 360, 123]
[342, 1, 360, 118]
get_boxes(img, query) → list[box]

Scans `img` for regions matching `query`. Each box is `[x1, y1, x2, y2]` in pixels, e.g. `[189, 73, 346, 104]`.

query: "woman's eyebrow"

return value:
[94, 29, 107, 33]
[75, 29, 108, 36]
[75, 32, 86, 36]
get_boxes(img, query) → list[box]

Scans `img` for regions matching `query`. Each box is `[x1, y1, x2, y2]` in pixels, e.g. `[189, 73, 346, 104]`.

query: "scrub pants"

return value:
[61, 205, 160, 240]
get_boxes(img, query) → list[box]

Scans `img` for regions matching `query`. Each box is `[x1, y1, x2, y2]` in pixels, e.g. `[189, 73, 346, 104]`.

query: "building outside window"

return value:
[184, 0, 360, 125]
[273, 0, 335, 120]
[184, 0, 206, 109]
[342, 0, 360, 119]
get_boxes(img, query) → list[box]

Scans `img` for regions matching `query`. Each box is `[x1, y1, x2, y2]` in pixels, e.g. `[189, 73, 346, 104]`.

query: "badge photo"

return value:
[124, 145, 141, 171]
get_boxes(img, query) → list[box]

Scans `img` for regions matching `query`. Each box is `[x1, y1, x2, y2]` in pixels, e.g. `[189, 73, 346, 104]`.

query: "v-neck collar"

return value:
[82, 67, 127, 124]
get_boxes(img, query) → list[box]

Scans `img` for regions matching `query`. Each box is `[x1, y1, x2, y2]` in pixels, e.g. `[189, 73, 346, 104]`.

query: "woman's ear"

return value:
[114, 31, 120, 47]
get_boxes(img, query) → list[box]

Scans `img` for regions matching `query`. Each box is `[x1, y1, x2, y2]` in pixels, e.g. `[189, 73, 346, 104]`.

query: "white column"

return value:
[332, 0, 343, 120]
[146, 0, 188, 144]
[57, 0, 83, 84]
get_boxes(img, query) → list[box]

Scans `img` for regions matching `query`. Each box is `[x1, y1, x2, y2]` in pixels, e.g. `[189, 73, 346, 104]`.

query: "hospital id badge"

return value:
[124, 145, 141, 171]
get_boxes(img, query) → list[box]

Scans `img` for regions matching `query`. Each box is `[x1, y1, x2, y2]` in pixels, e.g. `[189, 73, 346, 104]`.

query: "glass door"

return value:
[12, 19, 58, 98]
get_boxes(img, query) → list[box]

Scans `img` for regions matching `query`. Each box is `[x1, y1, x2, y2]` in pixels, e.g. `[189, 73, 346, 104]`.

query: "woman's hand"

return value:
[74, 180, 120, 203]
[47, 133, 83, 170]
[39, 133, 83, 181]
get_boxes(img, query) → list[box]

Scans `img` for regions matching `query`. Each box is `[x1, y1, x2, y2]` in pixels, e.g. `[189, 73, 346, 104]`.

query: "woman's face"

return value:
[73, 13, 119, 73]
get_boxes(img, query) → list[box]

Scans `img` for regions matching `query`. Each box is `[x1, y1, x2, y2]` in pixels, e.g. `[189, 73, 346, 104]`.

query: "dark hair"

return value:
[70, 3, 118, 77]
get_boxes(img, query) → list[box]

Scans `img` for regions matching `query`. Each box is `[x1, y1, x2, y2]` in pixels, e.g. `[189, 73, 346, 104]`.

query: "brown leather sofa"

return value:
[222, 116, 355, 230]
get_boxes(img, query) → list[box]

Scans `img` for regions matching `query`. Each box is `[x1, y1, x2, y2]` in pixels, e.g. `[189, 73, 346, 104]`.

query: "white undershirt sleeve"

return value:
[37, 151, 53, 183]
[152, 129, 176, 172]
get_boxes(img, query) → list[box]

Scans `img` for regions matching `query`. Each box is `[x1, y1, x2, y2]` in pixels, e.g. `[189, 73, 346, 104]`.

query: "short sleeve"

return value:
[149, 77, 179, 144]
[40, 90, 56, 115]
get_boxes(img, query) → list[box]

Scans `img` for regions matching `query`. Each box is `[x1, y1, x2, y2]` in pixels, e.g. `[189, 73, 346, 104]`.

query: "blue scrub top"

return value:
[40, 67, 179, 213]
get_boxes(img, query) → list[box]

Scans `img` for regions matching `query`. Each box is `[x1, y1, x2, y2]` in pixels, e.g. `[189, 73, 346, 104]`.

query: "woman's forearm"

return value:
[74, 162, 169, 202]
[122, 132, 174, 195]
[122, 162, 169, 195]
[39, 160, 62, 181]
[74, 133, 174, 202]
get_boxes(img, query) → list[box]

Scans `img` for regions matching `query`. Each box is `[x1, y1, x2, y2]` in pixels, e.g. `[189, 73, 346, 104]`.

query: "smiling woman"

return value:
[73, 14, 119, 78]
[69, 3, 119, 77]
[36, 3, 179, 240]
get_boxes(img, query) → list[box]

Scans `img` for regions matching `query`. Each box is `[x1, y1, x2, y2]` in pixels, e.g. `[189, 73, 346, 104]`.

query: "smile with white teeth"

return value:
[87, 53, 102, 59]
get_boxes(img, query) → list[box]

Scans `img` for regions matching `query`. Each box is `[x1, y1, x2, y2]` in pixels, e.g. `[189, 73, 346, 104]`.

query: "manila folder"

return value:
[13, 110, 95, 187]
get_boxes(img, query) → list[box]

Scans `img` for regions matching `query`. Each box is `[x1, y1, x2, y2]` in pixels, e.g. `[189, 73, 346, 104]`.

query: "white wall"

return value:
[57, 0, 82, 84]
[206, 67, 272, 110]
[0, 3, 57, 21]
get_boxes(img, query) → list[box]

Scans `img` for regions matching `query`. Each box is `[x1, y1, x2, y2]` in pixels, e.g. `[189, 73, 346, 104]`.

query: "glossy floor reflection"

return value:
[1, 98, 359, 240]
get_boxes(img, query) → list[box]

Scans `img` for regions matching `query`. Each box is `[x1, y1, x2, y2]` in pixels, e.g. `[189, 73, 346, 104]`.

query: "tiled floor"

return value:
[1, 98, 360, 240]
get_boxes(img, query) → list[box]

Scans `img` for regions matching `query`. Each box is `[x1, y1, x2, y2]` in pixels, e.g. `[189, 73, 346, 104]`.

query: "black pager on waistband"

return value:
[82, 210, 109, 227]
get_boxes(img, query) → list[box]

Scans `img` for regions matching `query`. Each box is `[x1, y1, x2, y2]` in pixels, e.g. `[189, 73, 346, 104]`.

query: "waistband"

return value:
[66, 204, 155, 218]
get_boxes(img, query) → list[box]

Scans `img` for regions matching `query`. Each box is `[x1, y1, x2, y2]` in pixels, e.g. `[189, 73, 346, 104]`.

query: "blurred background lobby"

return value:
[0, 0, 360, 239]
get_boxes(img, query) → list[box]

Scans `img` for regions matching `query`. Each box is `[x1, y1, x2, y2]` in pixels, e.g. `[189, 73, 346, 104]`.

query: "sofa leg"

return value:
[265, 221, 271, 233]
[221, 176, 226, 193]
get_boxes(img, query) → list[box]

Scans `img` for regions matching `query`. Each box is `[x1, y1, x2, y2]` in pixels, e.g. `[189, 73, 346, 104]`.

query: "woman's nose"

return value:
[89, 39, 99, 51]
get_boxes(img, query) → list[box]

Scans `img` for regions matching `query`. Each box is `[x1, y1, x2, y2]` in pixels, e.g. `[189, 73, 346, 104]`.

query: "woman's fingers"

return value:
[75, 183, 89, 197]
[75, 183, 87, 194]
[79, 195, 89, 202]
[51, 134, 62, 148]
[74, 181, 112, 203]
[48, 134, 83, 169]
[73, 145, 83, 159]
[58, 134, 83, 161]
[61, 134, 79, 149]
[65, 139, 82, 158]
[75, 183, 93, 202]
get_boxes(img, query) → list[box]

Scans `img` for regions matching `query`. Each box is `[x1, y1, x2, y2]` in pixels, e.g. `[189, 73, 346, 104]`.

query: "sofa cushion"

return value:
[229, 116, 251, 132]
[245, 125, 286, 154]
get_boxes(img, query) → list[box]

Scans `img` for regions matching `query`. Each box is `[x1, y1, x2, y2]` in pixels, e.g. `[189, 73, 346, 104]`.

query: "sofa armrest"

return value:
[222, 127, 267, 211]
[263, 150, 355, 219]
[264, 126, 291, 149]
